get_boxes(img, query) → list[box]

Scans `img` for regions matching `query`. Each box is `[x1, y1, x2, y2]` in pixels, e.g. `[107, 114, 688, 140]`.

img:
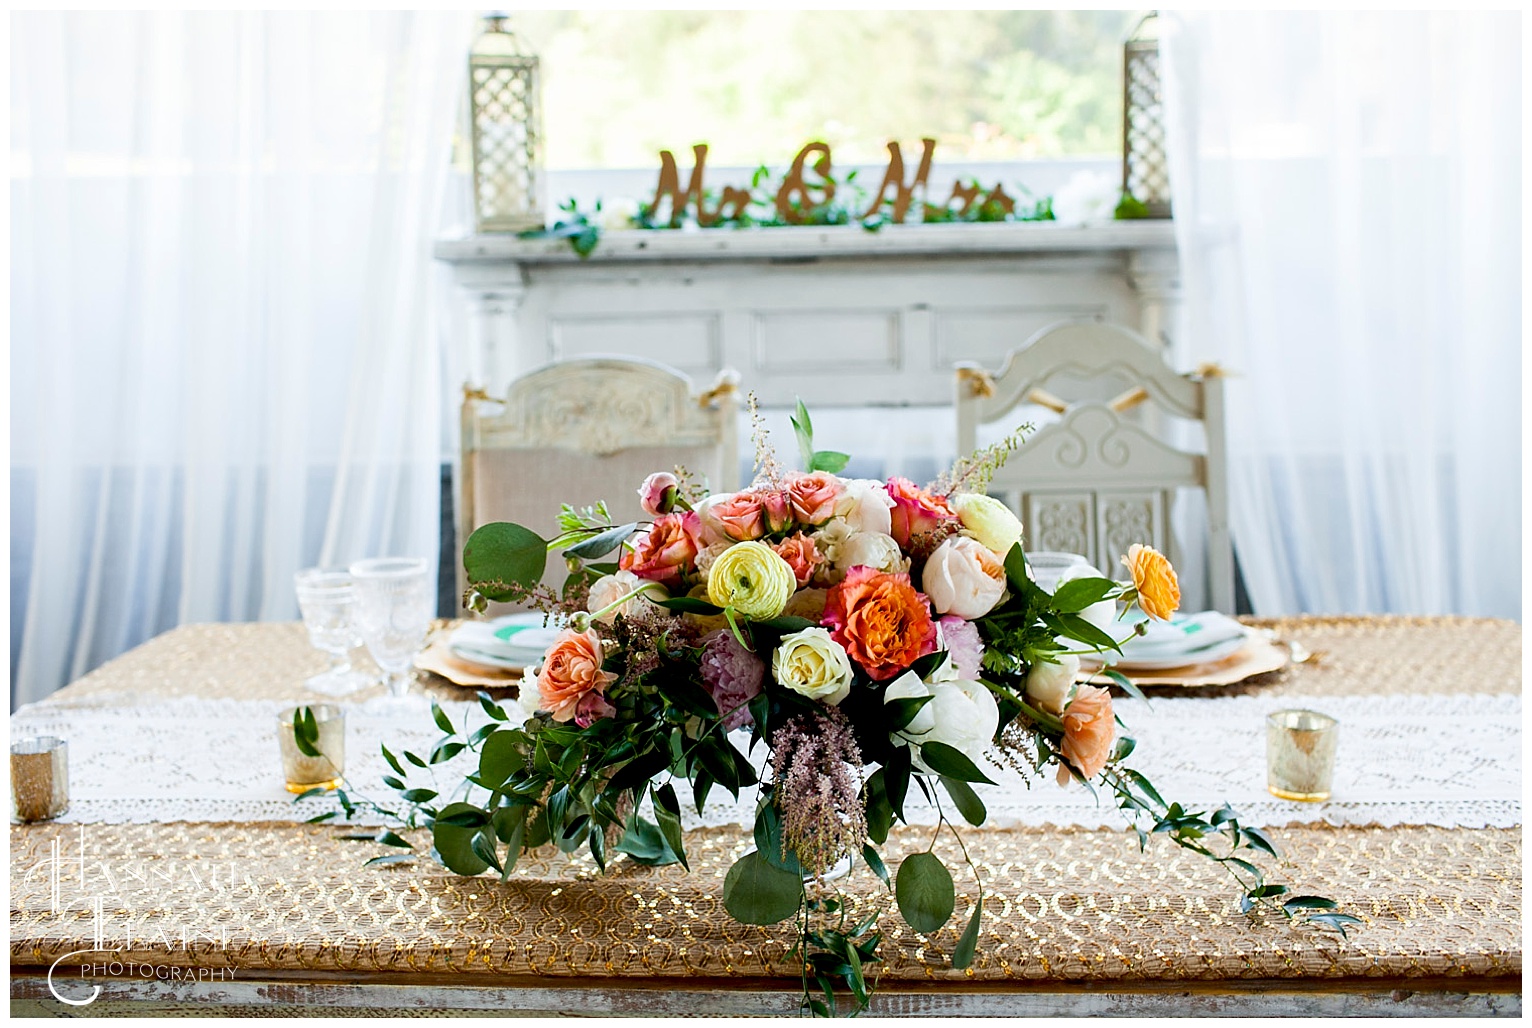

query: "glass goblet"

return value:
[348, 557, 434, 705]
[294, 568, 372, 696]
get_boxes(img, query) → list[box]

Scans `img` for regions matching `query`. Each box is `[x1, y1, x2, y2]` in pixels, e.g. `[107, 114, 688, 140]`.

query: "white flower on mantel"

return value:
[597, 197, 640, 232]
[1050, 170, 1121, 225]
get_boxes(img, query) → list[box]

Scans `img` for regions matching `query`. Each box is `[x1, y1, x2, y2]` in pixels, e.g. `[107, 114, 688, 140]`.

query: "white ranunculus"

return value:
[773, 627, 854, 705]
[838, 531, 909, 575]
[834, 478, 895, 536]
[518, 664, 545, 718]
[923, 536, 1007, 619]
[950, 493, 1025, 557]
[1024, 653, 1081, 714]
[587, 570, 669, 624]
[884, 671, 1000, 770]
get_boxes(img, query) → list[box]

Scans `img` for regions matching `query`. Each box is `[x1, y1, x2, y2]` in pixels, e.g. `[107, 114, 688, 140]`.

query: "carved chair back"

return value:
[955, 320, 1233, 612]
[460, 357, 740, 603]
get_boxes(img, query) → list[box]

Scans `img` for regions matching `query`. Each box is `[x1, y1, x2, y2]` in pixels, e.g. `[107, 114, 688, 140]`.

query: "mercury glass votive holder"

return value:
[12, 737, 69, 822]
[1266, 709, 1338, 802]
[277, 705, 346, 794]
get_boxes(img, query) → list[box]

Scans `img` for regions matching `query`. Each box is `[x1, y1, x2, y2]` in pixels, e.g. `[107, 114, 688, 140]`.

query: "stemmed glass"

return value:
[348, 557, 434, 705]
[294, 568, 372, 696]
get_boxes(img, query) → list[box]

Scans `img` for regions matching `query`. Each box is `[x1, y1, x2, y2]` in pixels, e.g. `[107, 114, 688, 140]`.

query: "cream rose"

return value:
[706, 540, 796, 620]
[950, 493, 1025, 556]
[838, 531, 910, 575]
[587, 569, 669, 624]
[922, 535, 1006, 619]
[834, 478, 895, 536]
[884, 670, 1000, 769]
[772, 627, 854, 705]
[1024, 653, 1080, 714]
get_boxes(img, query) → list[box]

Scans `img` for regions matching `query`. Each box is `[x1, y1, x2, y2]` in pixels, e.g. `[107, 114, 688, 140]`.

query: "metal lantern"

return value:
[1122, 12, 1171, 218]
[469, 13, 544, 233]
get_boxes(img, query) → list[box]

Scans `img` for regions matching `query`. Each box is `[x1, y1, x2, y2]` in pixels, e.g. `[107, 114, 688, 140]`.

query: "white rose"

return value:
[1024, 653, 1080, 714]
[834, 478, 895, 536]
[772, 627, 854, 705]
[950, 493, 1025, 557]
[839, 532, 909, 575]
[1055, 562, 1118, 637]
[884, 672, 999, 770]
[597, 196, 640, 232]
[587, 570, 668, 624]
[922, 536, 1007, 619]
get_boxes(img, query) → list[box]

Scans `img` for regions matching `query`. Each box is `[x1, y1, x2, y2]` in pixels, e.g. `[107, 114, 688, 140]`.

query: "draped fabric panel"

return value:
[10, 11, 474, 706]
[1161, 11, 1521, 618]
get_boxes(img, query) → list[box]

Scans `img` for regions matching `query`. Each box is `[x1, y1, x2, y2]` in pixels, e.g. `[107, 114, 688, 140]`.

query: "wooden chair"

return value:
[459, 356, 740, 601]
[955, 320, 1234, 612]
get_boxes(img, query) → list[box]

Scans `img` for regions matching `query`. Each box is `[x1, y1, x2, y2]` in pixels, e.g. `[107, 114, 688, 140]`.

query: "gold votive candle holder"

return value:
[277, 705, 346, 794]
[12, 736, 69, 821]
[1266, 708, 1338, 802]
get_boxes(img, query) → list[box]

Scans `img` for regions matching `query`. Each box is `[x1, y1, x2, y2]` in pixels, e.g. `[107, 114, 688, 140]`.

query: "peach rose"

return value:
[1056, 685, 1115, 784]
[620, 511, 702, 584]
[886, 476, 958, 547]
[700, 493, 766, 542]
[1121, 543, 1181, 621]
[785, 472, 844, 527]
[537, 628, 618, 723]
[821, 565, 938, 681]
[773, 532, 824, 588]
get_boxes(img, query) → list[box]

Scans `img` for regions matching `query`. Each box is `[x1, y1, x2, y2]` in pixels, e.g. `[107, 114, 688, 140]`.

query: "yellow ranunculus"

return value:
[706, 541, 796, 621]
[1121, 543, 1181, 621]
[772, 627, 853, 705]
[950, 493, 1025, 556]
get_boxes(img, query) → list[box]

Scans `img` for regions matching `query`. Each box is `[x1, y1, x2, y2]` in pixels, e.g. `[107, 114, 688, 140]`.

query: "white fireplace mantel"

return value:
[434, 221, 1180, 407]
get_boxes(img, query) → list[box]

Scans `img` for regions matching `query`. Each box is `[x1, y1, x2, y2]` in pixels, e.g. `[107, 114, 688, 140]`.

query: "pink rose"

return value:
[773, 532, 825, 588]
[886, 477, 958, 547]
[620, 511, 703, 583]
[536, 628, 618, 723]
[637, 471, 679, 517]
[759, 490, 794, 534]
[1056, 685, 1115, 785]
[701, 493, 766, 542]
[784, 472, 844, 527]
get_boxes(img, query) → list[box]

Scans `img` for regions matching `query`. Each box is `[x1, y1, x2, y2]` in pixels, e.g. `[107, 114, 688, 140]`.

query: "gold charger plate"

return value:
[1084, 633, 1293, 688]
[414, 636, 522, 690]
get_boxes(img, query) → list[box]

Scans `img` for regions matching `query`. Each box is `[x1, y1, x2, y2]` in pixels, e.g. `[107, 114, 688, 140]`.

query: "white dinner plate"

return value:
[1102, 632, 1252, 671]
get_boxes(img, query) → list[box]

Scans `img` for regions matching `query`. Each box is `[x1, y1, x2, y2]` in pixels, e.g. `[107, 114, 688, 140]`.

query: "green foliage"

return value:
[895, 852, 955, 934]
[290, 706, 321, 758]
[723, 850, 803, 925]
[462, 522, 549, 603]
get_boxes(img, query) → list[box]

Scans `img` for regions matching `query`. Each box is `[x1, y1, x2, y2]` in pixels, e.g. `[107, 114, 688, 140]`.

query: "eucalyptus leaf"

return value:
[918, 741, 996, 785]
[431, 802, 492, 875]
[722, 851, 803, 925]
[941, 776, 987, 827]
[860, 844, 889, 886]
[653, 783, 687, 871]
[478, 730, 526, 789]
[951, 899, 984, 969]
[895, 852, 955, 934]
[463, 522, 549, 599]
[564, 522, 639, 560]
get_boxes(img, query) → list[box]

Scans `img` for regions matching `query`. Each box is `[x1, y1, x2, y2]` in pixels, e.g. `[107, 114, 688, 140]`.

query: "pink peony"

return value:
[637, 471, 679, 517]
[574, 691, 617, 728]
[937, 615, 986, 680]
[620, 511, 703, 584]
[886, 476, 959, 547]
[699, 629, 765, 730]
[784, 472, 844, 527]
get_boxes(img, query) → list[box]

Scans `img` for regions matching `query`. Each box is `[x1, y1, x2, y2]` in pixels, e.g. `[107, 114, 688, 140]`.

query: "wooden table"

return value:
[10, 617, 1522, 1017]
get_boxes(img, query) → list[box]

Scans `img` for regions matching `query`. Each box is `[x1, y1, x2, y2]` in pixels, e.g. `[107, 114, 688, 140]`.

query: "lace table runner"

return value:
[12, 693, 1519, 829]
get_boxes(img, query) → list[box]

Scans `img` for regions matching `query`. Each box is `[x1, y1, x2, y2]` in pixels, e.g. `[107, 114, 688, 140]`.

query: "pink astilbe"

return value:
[770, 708, 867, 878]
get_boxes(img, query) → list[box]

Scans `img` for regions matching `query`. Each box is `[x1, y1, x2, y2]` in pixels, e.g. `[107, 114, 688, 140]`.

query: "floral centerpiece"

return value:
[342, 403, 1351, 1016]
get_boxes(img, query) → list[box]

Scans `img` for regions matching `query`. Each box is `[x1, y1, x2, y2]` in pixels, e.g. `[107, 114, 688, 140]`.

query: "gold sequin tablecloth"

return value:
[10, 616, 1523, 1002]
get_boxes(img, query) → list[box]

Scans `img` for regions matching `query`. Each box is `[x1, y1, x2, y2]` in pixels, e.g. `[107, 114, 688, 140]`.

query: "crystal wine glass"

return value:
[348, 557, 434, 705]
[294, 568, 372, 696]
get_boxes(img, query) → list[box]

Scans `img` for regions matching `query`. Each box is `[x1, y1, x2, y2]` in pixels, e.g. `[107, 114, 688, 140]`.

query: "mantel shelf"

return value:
[433, 220, 1176, 265]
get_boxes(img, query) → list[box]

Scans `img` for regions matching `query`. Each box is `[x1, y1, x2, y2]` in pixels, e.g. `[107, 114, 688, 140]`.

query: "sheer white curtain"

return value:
[1161, 11, 1520, 618]
[11, 11, 474, 706]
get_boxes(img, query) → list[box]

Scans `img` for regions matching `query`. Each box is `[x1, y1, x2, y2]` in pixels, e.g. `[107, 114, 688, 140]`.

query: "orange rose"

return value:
[1056, 685, 1115, 784]
[784, 472, 844, 527]
[620, 512, 703, 584]
[536, 628, 618, 723]
[821, 565, 937, 681]
[886, 476, 958, 547]
[1121, 543, 1181, 621]
[773, 532, 824, 588]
